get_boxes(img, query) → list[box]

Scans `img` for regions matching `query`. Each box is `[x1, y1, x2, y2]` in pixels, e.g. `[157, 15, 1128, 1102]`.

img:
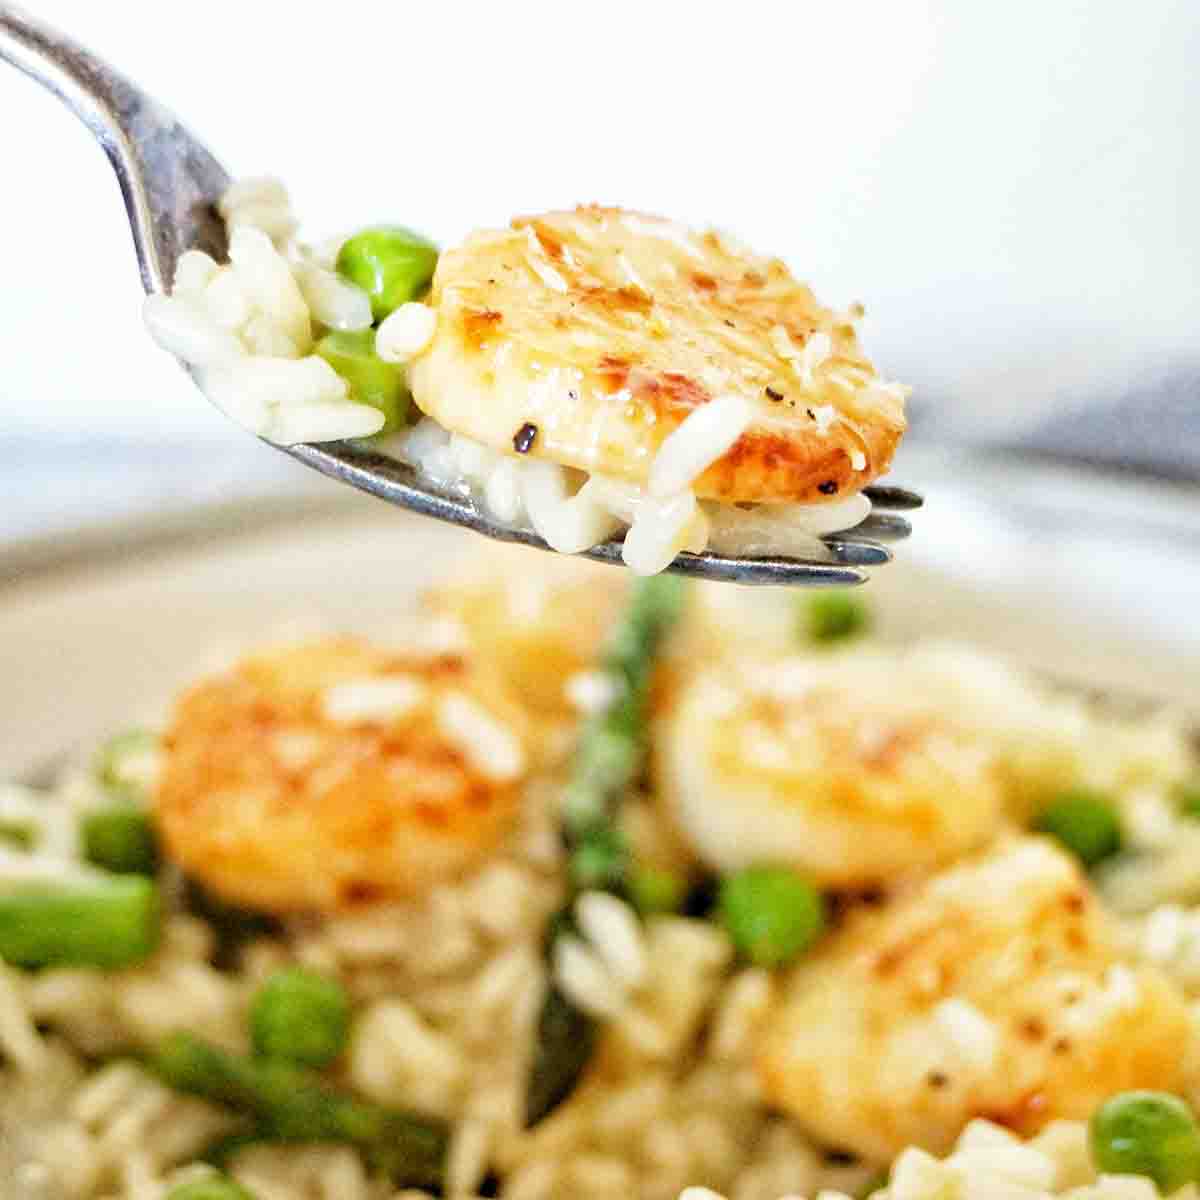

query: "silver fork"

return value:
[0, 6, 921, 587]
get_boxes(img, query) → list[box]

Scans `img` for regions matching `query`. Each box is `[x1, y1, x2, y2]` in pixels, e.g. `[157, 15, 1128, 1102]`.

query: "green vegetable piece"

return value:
[1175, 780, 1200, 820]
[198, 1129, 269, 1169]
[804, 590, 870, 644]
[165, 1174, 257, 1200]
[562, 575, 687, 839]
[0, 819, 36, 850]
[526, 575, 687, 1128]
[315, 328, 408, 433]
[719, 866, 825, 968]
[0, 875, 160, 968]
[569, 825, 629, 893]
[628, 866, 687, 915]
[149, 1032, 448, 1191]
[250, 966, 350, 1069]
[1091, 1091, 1200, 1194]
[81, 804, 158, 875]
[94, 728, 159, 794]
[336, 226, 438, 321]
[524, 983, 598, 1127]
[1036, 788, 1122, 868]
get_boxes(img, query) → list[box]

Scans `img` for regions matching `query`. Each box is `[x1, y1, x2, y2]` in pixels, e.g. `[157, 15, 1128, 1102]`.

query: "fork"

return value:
[0, 5, 920, 587]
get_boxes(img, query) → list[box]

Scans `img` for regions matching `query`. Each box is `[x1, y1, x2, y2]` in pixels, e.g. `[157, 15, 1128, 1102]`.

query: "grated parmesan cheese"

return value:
[323, 676, 428, 724]
[437, 692, 525, 782]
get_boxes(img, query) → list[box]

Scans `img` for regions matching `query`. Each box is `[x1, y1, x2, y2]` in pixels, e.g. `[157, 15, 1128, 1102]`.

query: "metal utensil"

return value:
[0, 5, 920, 586]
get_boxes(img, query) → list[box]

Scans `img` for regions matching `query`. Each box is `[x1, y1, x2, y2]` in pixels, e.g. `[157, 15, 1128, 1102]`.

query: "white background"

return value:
[1, 0, 1197, 441]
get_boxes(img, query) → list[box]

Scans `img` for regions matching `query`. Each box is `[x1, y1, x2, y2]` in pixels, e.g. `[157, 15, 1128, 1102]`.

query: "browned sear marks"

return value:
[461, 308, 503, 351]
[581, 285, 653, 318]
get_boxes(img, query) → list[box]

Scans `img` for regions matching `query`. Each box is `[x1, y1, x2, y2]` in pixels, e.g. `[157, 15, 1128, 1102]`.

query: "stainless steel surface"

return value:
[0, 4, 919, 587]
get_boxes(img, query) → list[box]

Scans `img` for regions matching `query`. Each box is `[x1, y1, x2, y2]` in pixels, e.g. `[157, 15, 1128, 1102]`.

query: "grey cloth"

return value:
[908, 364, 1200, 484]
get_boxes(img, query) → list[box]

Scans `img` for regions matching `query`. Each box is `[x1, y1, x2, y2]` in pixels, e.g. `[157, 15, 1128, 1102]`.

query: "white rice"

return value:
[575, 892, 647, 989]
[218, 174, 298, 243]
[554, 934, 628, 1018]
[145, 181, 384, 445]
[648, 394, 754, 498]
[292, 257, 374, 331]
[377, 302, 439, 363]
[393, 415, 868, 575]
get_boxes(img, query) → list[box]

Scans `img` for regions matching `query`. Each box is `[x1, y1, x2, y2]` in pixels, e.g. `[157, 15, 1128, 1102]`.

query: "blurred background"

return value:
[1, 0, 1197, 549]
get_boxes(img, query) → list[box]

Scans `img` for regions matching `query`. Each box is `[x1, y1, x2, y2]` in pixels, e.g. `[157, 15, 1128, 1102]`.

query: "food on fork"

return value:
[143, 180, 909, 574]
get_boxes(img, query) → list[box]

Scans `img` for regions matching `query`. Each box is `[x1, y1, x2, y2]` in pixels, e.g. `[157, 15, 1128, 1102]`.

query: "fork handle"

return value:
[0, 4, 228, 292]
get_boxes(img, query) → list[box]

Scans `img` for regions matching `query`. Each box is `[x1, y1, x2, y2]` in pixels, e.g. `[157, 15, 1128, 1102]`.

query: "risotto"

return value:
[2, 552, 1199, 1200]
[143, 181, 908, 574]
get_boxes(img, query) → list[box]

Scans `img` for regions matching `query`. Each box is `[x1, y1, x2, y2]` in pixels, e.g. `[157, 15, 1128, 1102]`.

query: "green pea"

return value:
[250, 966, 350, 1069]
[336, 226, 438, 321]
[719, 866, 825, 968]
[628, 866, 688, 916]
[165, 1174, 257, 1200]
[1036, 788, 1122, 868]
[81, 803, 158, 875]
[315, 328, 409, 434]
[1091, 1091, 1200, 1193]
[804, 591, 870, 644]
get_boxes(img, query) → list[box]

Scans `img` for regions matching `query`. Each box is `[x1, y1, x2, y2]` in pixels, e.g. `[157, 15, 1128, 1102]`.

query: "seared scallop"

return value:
[408, 207, 907, 505]
[756, 837, 1192, 1160]
[424, 542, 627, 721]
[154, 638, 530, 913]
[654, 652, 1006, 890]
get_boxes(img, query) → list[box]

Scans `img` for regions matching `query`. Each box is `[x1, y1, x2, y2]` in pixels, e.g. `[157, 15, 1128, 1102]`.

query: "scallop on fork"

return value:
[1, 8, 921, 585]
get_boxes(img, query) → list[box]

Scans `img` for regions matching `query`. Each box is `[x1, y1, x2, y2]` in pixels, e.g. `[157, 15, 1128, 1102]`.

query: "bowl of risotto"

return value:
[1, 468, 1198, 1200]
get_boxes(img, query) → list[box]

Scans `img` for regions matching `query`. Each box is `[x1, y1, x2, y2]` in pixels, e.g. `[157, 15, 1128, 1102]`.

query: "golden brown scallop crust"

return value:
[153, 638, 530, 914]
[756, 838, 1192, 1159]
[409, 206, 907, 504]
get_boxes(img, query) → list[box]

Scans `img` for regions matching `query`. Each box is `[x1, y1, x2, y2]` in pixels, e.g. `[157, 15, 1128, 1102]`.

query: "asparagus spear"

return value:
[562, 575, 686, 890]
[149, 1032, 448, 1191]
[0, 867, 160, 968]
[526, 576, 686, 1125]
[525, 978, 599, 1126]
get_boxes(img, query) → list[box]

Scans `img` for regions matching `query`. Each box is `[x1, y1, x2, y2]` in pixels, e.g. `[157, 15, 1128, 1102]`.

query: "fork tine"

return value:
[849, 513, 912, 542]
[659, 551, 870, 587]
[862, 484, 924, 511]
[581, 539, 871, 586]
[285, 440, 883, 585]
[821, 538, 893, 567]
